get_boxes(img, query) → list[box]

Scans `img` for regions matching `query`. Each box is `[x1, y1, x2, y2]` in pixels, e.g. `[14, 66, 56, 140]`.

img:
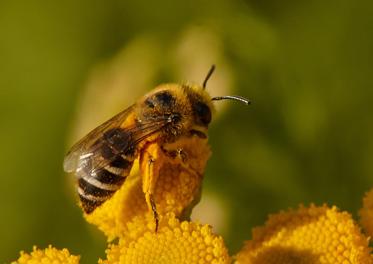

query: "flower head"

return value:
[12, 245, 80, 264]
[14, 202, 373, 264]
[100, 214, 230, 264]
[235, 204, 373, 264]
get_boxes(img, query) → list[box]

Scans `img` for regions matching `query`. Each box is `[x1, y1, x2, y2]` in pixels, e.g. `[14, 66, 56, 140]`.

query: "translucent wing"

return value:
[63, 104, 169, 175]
[63, 105, 135, 173]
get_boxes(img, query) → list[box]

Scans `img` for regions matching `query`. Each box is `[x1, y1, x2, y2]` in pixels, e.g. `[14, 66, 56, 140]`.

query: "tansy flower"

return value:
[235, 204, 373, 264]
[12, 245, 80, 264]
[13, 216, 230, 264]
[13, 203, 373, 264]
[100, 214, 230, 264]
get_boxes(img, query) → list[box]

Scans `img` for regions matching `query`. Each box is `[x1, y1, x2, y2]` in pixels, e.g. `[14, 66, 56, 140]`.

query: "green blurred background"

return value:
[1, 0, 373, 263]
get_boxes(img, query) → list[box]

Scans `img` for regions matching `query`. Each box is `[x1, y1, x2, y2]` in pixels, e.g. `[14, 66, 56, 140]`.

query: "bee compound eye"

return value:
[155, 91, 173, 106]
[193, 101, 211, 125]
[145, 91, 174, 109]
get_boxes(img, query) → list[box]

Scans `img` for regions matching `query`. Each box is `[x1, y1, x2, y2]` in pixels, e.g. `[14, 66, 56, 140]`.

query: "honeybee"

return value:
[64, 65, 249, 231]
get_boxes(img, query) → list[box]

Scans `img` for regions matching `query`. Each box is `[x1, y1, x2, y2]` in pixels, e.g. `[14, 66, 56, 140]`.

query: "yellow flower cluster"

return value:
[12, 216, 229, 264]
[100, 214, 230, 264]
[12, 142, 373, 263]
[235, 204, 372, 264]
[13, 200, 373, 264]
[12, 245, 79, 264]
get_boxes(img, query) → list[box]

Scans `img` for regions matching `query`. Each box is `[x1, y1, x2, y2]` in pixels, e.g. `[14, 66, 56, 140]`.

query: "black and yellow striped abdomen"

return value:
[76, 128, 136, 213]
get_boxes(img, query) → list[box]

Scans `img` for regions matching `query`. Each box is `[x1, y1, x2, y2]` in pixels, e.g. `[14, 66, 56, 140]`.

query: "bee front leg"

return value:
[161, 146, 188, 165]
[176, 148, 188, 163]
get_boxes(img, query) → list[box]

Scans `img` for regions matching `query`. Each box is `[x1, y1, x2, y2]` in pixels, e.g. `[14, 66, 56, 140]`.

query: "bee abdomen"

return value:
[94, 168, 127, 185]
[78, 176, 117, 197]
[78, 154, 134, 214]
[78, 193, 105, 214]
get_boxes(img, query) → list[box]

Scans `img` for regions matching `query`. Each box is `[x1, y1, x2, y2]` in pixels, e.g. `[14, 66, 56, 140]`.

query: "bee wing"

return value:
[63, 104, 169, 175]
[63, 105, 136, 173]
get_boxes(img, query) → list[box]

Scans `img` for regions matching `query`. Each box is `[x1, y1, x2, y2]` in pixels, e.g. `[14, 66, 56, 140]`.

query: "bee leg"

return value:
[176, 148, 188, 163]
[161, 146, 188, 164]
[140, 143, 162, 232]
[149, 193, 159, 232]
[147, 157, 159, 232]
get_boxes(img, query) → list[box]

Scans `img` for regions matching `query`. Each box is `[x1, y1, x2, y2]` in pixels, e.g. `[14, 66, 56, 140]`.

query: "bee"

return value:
[63, 65, 249, 231]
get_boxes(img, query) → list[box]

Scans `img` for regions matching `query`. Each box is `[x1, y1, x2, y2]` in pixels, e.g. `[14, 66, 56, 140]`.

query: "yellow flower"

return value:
[14, 204, 373, 264]
[12, 245, 80, 264]
[235, 204, 373, 264]
[13, 217, 229, 264]
[100, 214, 230, 264]
[359, 189, 373, 238]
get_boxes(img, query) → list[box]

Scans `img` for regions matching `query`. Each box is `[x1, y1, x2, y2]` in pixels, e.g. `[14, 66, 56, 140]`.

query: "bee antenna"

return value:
[202, 65, 216, 89]
[211, 95, 251, 105]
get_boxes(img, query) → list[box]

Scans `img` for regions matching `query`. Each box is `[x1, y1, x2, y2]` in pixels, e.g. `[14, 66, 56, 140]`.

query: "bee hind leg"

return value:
[140, 144, 162, 232]
[149, 193, 159, 232]
[146, 156, 159, 232]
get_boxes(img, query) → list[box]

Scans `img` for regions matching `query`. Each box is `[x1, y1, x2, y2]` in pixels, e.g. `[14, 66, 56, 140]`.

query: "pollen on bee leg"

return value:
[138, 142, 165, 232]
[146, 157, 160, 230]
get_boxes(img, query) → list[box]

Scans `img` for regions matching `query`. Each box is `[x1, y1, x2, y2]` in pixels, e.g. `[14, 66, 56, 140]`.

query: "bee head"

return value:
[138, 65, 249, 139]
[139, 83, 214, 140]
